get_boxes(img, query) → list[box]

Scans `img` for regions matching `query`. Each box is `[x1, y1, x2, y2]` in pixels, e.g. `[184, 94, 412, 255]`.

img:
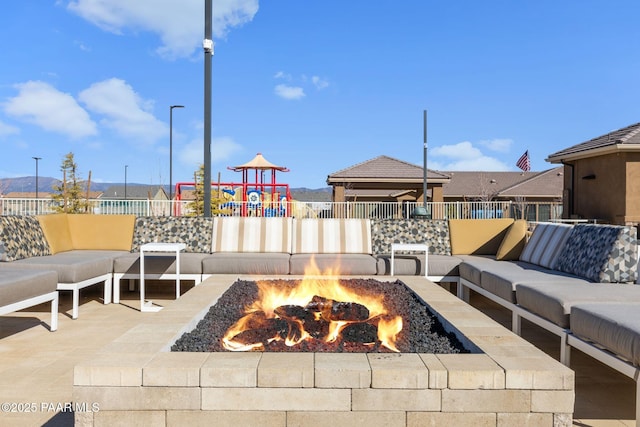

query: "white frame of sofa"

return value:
[58, 273, 112, 320]
[0, 291, 59, 331]
[567, 334, 640, 426]
[458, 277, 572, 365]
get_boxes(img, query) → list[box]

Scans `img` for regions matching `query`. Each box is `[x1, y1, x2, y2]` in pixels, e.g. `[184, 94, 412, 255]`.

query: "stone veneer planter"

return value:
[73, 275, 575, 427]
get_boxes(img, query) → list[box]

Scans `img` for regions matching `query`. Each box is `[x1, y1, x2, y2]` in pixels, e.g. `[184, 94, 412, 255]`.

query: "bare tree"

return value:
[475, 174, 499, 202]
[513, 196, 529, 220]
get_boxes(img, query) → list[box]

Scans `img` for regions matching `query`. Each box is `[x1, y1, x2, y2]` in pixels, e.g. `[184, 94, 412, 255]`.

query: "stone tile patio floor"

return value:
[0, 280, 635, 426]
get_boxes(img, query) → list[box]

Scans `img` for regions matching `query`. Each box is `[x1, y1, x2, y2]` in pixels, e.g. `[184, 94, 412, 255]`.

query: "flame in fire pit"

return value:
[222, 260, 403, 352]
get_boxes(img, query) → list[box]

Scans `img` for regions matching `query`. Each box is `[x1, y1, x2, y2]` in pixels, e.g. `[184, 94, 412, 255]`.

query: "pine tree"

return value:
[51, 152, 90, 213]
[186, 164, 228, 216]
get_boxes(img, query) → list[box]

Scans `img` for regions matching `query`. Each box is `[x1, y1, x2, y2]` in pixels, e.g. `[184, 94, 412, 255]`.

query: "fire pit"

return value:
[73, 275, 575, 426]
[172, 278, 467, 354]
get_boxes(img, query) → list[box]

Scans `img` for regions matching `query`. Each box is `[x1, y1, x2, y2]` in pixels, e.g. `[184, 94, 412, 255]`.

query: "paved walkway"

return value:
[0, 281, 635, 426]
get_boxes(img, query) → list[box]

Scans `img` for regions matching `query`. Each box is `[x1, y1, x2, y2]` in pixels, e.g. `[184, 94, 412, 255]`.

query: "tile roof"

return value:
[547, 122, 640, 162]
[102, 185, 167, 199]
[498, 167, 564, 197]
[327, 155, 450, 182]
[442, 167, 563, 198]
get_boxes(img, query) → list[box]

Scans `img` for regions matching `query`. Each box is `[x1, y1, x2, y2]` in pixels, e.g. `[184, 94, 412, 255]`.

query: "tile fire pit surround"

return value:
[73, 275, 575, 426]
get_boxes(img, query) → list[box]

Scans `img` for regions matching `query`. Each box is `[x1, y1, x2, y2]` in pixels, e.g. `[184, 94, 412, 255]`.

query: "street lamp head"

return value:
[170, 105, 185, 110]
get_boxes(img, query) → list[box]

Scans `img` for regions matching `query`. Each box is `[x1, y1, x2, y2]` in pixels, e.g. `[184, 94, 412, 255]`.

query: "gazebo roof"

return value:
[228, 153, 289, 172]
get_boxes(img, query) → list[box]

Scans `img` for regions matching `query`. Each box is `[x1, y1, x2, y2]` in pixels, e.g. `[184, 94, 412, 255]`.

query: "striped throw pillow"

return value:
[292, 218, 372, 254]
[212, 217, 292, 253]
[519, 222, 573, 268]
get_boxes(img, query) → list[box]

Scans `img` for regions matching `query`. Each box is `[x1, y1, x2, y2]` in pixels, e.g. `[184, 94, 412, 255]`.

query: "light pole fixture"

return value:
[423, 109, 428, 210]
[169, 105, 185, 214]
[411, 110, 429, 219]
[32, 157, 41, 214]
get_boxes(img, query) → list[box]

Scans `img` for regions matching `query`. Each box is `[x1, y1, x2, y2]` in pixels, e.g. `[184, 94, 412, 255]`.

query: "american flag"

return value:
[516, 150, 530, 172]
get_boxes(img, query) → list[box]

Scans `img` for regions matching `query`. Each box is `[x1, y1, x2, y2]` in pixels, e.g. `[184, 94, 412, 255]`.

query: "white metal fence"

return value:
[0, 198, 563, 221]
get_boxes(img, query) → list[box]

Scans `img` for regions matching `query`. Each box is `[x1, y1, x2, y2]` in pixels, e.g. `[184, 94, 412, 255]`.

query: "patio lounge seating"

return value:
[0, 269, 58, 331]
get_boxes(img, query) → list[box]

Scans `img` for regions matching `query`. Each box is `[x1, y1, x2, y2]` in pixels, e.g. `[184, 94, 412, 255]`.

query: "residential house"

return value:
[441, 168, 563, 221]
[327, 155, 450, 203]
[546, 122, 640, 225]
[102, 185, 168, 201]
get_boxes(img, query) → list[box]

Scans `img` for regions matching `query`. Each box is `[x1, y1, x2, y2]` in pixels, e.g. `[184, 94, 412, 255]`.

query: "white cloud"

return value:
[274, 84, 305, 100]
[4, 81, 97, 139]
[274, 71, 292, 81]
[431, 141, 482, 160]
[66, 0, 259, 59]
[479, 138, 512, 153]
[78, 78, 166, 144]
[0, 120, 20, 137]
[429, 141, 510, 171]
[311, 76, 329, 90]
[179, 136, 242, 166]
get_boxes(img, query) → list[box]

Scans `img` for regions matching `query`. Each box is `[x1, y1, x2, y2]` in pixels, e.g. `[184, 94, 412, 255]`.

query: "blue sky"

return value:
[1, 1, 639, 190]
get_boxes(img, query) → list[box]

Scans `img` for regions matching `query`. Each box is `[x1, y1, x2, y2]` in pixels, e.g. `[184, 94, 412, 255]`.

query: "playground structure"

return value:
[174, 153, 315, 217]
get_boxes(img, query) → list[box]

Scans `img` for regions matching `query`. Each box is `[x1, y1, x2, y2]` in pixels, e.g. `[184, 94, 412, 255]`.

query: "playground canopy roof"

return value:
[228, 153, 290, 172]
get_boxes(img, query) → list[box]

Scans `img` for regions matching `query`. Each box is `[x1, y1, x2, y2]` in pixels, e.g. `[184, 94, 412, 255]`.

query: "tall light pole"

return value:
[423, 110, 428, 211]
[124, 165, 128, 201]
[169, 105, 185, 213]
[203, 0, 213, 217]
[32, 157, 41, 214]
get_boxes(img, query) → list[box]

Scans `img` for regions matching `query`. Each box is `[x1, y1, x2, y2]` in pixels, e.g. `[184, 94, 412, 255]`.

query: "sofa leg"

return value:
[50, 294, 59, 332]
[113, 276, 121, 304]
[512, 312, 521, 335]
[560, 334, 571, 366]
[103, 277, 112, 305]
[635, 375, 640, 427]
[456, 282, 470, 304]
[72, 289, 79, 320]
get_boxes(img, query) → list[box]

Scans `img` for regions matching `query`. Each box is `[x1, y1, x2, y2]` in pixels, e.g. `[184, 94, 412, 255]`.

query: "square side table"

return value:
[390, 243, 429, 278]
[139, 242, 187, 312]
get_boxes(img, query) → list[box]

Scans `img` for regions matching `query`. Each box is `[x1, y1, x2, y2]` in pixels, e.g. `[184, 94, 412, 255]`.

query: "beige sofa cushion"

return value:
[571, 303, 640, 366]
[519, 222, 572, 268]
[496, 219, 528, 261]
[212, 217, 292, 253]
[37, 213, 73, 254]
[449, 219, 514, 255]
[292, 218, 372, 254]
[67, 214, 136, 251]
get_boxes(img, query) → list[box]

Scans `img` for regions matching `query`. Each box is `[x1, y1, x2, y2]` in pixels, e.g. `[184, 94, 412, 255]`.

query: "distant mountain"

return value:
[0, 177, 141, 194]
[0, 176, 332, 200]
[290, 187, 331, 202]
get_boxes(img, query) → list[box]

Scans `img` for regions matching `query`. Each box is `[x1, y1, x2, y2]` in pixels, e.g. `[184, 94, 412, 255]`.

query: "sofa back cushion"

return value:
[371, 219, 451, 255]
[495, 219, 528, 261]
[449, 219, 514, 255]
[519, 222, 573, 268]
[292, 218, 372, 254]
[212, 217, 292, 253]
[554, 224, 638, 283]
[37, 213, 73, 254]
[131, 216, 213, 253]
[0, 216, 51, 261]
[67, 214, 136, 251]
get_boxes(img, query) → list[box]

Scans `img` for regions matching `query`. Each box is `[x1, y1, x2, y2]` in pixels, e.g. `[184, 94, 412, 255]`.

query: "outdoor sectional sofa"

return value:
[1, 213, 640, 423]
[374, 217, 640, 425]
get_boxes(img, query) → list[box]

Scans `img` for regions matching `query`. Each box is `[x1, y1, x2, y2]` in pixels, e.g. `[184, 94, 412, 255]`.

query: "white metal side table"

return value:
[139, 242, 187, 312]
[390, 243, 429, 278]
